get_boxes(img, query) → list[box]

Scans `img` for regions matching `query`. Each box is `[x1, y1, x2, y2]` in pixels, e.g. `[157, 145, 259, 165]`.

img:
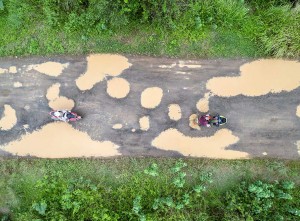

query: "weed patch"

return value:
[0, 158, 299, 220]
[0, 0, 299, 58]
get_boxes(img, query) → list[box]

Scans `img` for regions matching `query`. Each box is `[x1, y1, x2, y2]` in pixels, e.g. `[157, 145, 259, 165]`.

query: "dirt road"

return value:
[0, 55, 299, 159]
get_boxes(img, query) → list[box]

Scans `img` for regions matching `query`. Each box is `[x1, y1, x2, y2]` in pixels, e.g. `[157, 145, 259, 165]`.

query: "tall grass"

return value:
[0, 158, 300, 220]
[0, 0, 299, 58]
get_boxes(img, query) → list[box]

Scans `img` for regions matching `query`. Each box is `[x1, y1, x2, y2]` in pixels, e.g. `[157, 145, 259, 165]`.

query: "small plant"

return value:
[29, 172, 119, 220]
[224, 180, 300, 220]
[144, 163, 159, 176]
[132, 160, 213, 218]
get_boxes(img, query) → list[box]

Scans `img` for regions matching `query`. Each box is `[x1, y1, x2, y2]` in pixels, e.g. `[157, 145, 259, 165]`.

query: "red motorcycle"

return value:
[50, 110, 82, 122]
[189, 113, 227, 130]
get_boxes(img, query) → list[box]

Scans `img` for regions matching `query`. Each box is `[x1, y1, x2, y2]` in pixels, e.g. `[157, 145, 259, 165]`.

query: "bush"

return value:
[257, 5, 300, 57]
[27, 172, 119, 220]
[223, 180, 300, 220]
[0, 0, 299, 57]
[11, 160, 214, 220]
[1, 159, 300, 220]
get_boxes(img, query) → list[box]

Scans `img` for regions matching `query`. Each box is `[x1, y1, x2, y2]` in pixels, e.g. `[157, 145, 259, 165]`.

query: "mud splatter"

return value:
[49, 97, 75, 110]
[152, 128, 248, 159]
[0, 105, 17, 130]
[159, 61, 201, 69]
[131, 129, 136, 132]
[159, 63, 176, 68]
[13, 82, 23, 88]
[28, 62, 69, 77]
[9, 66, 17, 73]
[107, 77, 130, 99]
[46, 83, 60, 100]
[189, 114, 200, 130]
[176, 71, 191, 75]
[207, 59, 300, 97]
[0, 68, 7, 74]
[296, 105, 300, 117]
[112, 124, 123, 129]
[196, 92, 212, 113]
[141, 87, 163, 109]
[1, 122, 120, 158]
[178, 61, 201, 68]
[168, 104, 181, 121]
[76, 54, 132, 91]
[262, 152, 268, 156]
[139, 116, 150, 131]
[46, 83, 75, 110]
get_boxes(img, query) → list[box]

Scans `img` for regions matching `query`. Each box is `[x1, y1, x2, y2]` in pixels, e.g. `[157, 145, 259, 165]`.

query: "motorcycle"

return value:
[189, 113, 227, 130]
[50, 110, 82, 122]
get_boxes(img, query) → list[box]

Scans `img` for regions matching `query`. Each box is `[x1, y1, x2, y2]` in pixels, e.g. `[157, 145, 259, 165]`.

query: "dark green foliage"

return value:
[0, 158, 299, 220]
[222, 180, 300, 220]
[0, 0, 299, 58]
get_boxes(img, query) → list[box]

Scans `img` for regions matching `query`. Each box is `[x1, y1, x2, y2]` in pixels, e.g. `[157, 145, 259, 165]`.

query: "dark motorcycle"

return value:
[50, 110, 82, 122]
[190, 113, 227, 129]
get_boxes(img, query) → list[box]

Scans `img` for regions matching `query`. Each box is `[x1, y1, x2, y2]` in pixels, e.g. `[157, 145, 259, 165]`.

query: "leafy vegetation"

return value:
[0, 0, 299, 58]
[0, 158, 299, 220]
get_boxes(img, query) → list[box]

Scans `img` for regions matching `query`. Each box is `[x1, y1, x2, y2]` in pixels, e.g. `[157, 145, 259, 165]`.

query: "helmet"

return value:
[54, 111, 61, 117]
[219, 116, 227, 124]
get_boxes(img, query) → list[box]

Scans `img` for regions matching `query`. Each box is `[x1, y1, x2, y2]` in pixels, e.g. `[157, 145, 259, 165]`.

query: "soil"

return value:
[0, 55, 299, 159]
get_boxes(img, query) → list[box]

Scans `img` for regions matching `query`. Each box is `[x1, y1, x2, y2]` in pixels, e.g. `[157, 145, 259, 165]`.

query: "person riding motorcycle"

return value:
[53, 110, 75, 122]
[198, 114, 226, 127]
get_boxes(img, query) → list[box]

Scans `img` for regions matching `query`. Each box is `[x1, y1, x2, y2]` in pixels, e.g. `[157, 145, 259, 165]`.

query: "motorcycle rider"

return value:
[53, 110, 72, 122]
[199, 114, 212, 127]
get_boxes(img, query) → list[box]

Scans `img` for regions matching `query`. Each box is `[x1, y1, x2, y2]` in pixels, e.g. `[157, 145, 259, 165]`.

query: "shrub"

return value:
[26, 171, 119, 220]
[223, 180, 300, 220]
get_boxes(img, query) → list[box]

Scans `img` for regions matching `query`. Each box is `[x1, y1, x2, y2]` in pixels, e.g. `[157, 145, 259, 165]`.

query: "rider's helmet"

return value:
[54, 111, 61, 117]
[219, 116, 227, 125]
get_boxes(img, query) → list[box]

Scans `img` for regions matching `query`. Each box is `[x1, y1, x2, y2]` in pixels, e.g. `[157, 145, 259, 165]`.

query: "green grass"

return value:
[0, 0, 299, 58]
[0, 158, 299, 220]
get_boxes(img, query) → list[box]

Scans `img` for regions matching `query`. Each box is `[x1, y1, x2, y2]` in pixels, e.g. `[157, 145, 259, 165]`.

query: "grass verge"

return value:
[0, 0, 299, 58]
[0, 157, 299, 220]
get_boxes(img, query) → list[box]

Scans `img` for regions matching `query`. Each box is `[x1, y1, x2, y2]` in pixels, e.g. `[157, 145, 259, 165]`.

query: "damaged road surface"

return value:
[0, 55, 300, 159]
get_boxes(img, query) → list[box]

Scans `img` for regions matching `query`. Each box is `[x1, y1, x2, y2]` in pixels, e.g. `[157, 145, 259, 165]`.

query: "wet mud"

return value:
[0, 105, 17, 130]
[0, 56, 299, 158]
[27, 62, 69, 77]
[152, 128, 247, 159]
[141, 87, 163, 109]
[106, 77, 130, 99]
[168, 104, 181, 121]
[76, 54, 131, 91]
[139, 116, 150, 131]
[46, 83, 75, 110]
[207, 59, 300, 97]
[1, 122, 120, 158]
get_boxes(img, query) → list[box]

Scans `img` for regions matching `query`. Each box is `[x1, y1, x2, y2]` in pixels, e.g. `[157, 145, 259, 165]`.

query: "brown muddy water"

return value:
[168, 104, 182, 121]
[139, 116, 150, 131]
[76, 54, 132, 91]
[152, 128, 248, 159]
[207, 59, 300, 97]
[1, 122, 120, 158]
[46, 83, 75, 110]
[106, 77, 130, 99]
[141, 87, 163, 109]
[0, 104, 17, 130]
[196, 92, 212, 113]
[27, 62, 69, 77]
